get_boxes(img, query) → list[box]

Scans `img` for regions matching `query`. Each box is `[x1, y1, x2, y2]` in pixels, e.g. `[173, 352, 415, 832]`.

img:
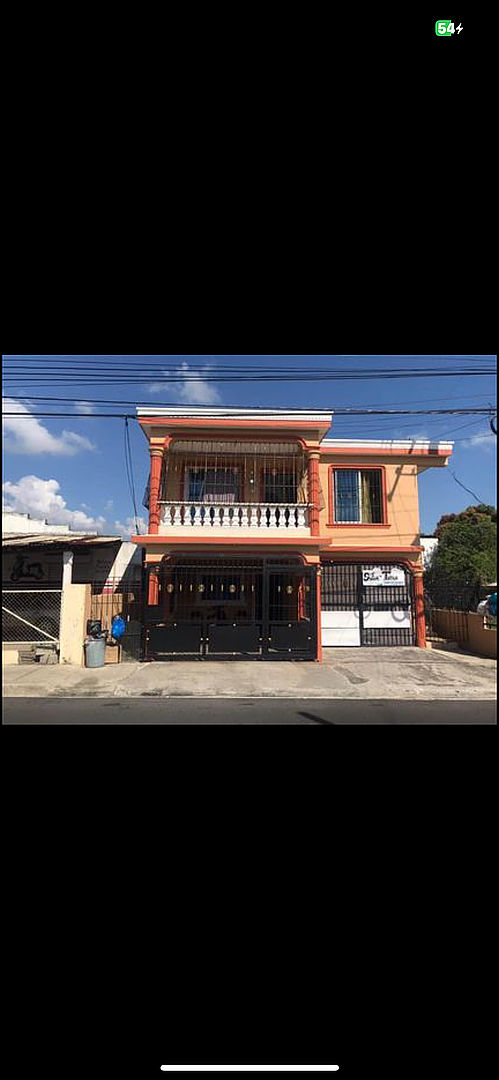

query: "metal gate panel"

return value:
[144, 558, 317, 660]
[149, 624, 202, 656]
[269, 622, 314, 653]
[321, 563, 415, 647]
[361, 562, 414, 646]
[207, 624, 262, 655]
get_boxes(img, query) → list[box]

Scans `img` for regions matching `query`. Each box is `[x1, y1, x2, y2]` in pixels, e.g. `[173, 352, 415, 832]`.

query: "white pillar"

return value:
[62, 550, 74, 588]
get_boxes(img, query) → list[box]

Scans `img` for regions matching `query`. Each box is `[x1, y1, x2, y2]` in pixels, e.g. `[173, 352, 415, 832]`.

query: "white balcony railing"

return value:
[160, 502, 310, 530]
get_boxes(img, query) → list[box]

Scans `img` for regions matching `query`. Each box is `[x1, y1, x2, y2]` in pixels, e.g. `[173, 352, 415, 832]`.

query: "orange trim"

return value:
[139, 419, 330, 431]
[133, 535, 321, 547]
[321, 446, 450, 457]
[321, 546, 424, 554]
[328, 520, 393, 524]
[328, 465, 389, 526]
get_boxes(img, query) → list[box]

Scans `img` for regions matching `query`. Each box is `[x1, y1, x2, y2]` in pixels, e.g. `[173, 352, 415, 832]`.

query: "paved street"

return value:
[3, 697, 497, 724]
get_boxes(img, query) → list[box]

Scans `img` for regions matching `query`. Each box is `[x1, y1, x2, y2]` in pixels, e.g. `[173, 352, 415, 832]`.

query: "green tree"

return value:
[426, 504, 497, 588]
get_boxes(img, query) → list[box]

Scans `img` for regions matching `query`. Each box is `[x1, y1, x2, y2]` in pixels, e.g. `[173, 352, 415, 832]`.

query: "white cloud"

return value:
[114, 515, 147, 538]
[2, 399, 96, 455]
[149, 361, 221, 405]
[461, 432, 496, 452]
[2, 475, 106, 532]
[75, 401, 95, 414]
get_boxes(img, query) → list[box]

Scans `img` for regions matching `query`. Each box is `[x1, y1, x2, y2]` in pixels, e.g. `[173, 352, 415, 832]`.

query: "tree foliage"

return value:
[426, 504, 497, 587]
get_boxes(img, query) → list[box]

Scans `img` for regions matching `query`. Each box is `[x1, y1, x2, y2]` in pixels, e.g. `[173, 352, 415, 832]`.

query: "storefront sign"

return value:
[362, 566, 406, 587]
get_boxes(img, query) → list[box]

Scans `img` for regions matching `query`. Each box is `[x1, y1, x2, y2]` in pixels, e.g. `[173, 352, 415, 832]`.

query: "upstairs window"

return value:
[187, 468, 240, 504]
[333, 469, 385, 524]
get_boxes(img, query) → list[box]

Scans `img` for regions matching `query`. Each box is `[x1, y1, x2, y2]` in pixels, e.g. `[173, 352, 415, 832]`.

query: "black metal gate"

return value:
[322, 562, 415, 646]
[143, 557, 317, 660]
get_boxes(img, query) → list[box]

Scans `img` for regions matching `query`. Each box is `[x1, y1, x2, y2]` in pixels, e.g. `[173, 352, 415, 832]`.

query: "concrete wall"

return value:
[319, 457, 421, 548]
[432, 609, 497, 658]
[2, 647, 20, 665]
[59, 584, 92, 666]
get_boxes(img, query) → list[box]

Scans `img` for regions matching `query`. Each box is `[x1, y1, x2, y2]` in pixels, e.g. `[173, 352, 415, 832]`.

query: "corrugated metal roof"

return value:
[2, 534, 121, 548]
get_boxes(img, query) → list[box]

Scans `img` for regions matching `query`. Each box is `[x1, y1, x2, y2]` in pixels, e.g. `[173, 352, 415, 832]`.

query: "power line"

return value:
[124, 418, 140, 534]
[3, 365, 496, 377]
[4, 356, 494, 366]
[2, 407, 495, 418]
[3, 391, 497, 408]
[452, 472, 486, 504]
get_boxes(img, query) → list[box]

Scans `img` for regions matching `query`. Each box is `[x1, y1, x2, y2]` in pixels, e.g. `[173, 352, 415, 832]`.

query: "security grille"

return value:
[144, 557, 317, 660]
[2, 589, 62, 644]
[160, 442, 308, 505]
[321, 563, 415, 646]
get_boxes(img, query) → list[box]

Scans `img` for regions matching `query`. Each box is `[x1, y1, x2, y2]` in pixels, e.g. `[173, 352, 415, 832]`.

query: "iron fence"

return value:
[90, 578, 143, 661]
[423, 582, 484, 645]
[2, 588, 62, 644]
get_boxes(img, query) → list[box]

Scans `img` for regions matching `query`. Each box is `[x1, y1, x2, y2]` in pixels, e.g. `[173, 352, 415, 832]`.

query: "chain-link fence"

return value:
[2, 589, 62, 643]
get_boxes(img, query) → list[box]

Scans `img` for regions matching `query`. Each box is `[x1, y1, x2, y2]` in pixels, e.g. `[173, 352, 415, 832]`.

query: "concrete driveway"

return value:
[2, 647, 497, 700]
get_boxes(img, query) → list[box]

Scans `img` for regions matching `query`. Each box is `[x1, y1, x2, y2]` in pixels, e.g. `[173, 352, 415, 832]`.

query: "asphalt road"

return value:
[2, 698, 497, 724]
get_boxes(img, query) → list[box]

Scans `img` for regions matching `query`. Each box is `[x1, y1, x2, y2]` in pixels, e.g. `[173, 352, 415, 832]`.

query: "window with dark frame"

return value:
[333, 468, 385, 524]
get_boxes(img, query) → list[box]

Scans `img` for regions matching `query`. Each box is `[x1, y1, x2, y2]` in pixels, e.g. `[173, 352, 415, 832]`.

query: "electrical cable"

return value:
[2, 391, 497, 408]
[451, 473, 486, 504]
[124, 417, 141, 535]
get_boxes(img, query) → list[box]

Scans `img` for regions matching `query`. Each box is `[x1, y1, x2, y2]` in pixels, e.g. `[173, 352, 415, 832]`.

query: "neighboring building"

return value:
[2, 509, 97, 536]
[2, 534, 142, 664]
[421, 536, 439, 570]
[133, 407, 454, 660]
[2, 535, 141, 586]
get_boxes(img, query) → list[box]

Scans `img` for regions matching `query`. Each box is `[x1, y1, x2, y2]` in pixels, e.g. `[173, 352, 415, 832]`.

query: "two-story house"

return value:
[133, 407, 453, 661]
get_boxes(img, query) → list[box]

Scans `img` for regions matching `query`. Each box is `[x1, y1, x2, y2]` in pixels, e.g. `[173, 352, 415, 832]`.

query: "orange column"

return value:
[148, 566, 160, 607]
[308, 452, 321, 537]
[148, 447, 163, 606]
[316, 566, 323, 662]
[413, 571, 427, 648]
[149, 448, 163, 535]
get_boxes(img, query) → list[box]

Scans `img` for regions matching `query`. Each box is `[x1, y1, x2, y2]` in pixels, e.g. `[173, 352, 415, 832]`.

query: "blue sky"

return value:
[2, 355, 497, 537]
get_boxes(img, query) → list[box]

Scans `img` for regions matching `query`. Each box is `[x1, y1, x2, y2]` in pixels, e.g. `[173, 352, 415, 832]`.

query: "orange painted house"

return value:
[132, 408, 453, 661]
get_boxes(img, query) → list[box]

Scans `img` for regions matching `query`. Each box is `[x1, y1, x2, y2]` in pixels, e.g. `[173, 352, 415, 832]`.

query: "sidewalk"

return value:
[2, 647, 497, 700]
